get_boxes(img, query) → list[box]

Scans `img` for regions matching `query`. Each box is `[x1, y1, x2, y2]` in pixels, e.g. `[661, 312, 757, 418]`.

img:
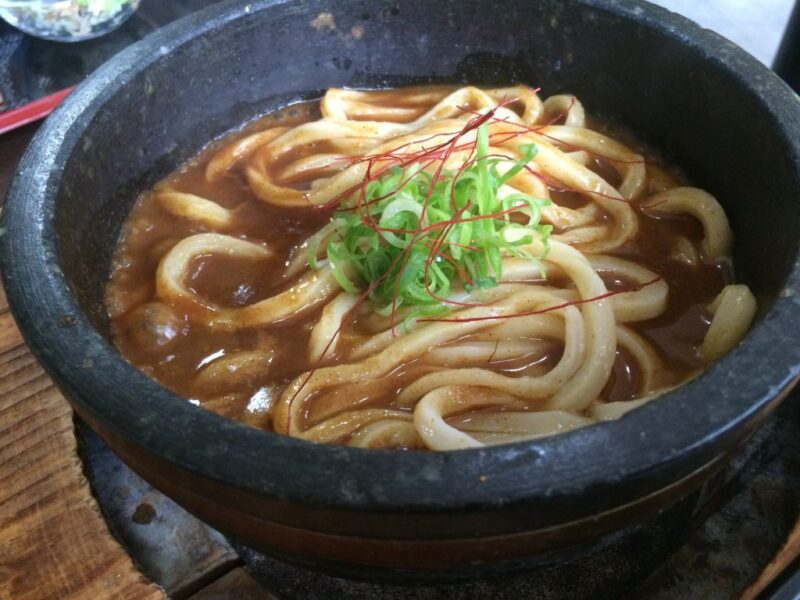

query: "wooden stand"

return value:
[0, 280, 164, 599]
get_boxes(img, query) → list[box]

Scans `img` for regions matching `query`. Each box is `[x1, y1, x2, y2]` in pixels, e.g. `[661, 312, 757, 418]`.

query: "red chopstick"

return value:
[0, 86, 76, 135]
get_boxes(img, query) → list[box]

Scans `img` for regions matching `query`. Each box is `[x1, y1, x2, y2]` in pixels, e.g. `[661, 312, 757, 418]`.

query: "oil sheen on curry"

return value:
[106, 85, 756, 450]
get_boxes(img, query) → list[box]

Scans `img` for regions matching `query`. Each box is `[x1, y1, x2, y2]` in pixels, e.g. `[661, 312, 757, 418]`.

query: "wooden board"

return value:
[0, 283, 166, 599]
[0, 124, 165, 600]
[0, 282, 166, 600]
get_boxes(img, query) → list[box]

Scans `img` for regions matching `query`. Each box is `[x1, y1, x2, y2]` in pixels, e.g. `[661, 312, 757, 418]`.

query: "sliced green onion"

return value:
[310, 122, 551, 314]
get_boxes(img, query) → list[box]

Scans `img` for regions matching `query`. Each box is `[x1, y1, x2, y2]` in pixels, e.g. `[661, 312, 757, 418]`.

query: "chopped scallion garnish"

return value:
[311, 123, 552, 318]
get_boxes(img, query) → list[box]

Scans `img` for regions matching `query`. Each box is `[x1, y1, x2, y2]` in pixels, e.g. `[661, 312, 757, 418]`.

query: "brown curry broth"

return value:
[106, 96, 728, 435]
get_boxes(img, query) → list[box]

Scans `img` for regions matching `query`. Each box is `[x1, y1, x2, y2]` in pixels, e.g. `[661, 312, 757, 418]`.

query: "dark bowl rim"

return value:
[2, 0, 800, 513]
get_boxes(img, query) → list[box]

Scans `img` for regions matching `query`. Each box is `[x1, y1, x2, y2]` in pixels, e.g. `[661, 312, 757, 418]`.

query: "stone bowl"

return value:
[2, 0, 799, 582]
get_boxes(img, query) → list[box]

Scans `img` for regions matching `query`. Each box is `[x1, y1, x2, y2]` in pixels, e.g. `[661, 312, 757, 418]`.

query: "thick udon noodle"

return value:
[107, 85, 757, 450]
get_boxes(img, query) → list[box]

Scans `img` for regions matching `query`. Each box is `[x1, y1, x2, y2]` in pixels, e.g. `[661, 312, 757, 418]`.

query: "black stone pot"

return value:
[3, 0, 800, 582]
